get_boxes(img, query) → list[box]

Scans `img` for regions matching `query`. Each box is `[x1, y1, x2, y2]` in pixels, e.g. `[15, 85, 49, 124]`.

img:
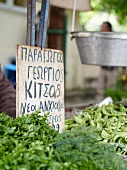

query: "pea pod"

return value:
[65, 103, 127, 155]
[74, 115, 86, 125]
[101, 130, 113, 140]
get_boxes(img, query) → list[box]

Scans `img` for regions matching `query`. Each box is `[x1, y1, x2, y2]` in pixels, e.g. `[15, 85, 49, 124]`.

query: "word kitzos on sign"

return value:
[16, 45, 64, 132]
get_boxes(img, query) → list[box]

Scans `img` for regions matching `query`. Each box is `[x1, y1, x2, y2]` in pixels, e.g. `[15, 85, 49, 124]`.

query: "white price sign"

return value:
[16, 45, 64, 132]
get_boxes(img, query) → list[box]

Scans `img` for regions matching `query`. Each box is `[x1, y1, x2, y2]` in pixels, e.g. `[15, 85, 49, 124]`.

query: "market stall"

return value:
[1, 0, 127, 169]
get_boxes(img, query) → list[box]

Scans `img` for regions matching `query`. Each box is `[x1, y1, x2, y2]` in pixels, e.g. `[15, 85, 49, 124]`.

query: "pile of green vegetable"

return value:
[0, 112, 59, 169]
[1, 111, 127, 169]
[65, 103, 127, 155]
[54, 126, 127, 170]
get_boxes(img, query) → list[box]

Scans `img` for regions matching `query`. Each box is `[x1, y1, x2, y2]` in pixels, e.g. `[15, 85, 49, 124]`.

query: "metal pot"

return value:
[72, 31, 127, 66]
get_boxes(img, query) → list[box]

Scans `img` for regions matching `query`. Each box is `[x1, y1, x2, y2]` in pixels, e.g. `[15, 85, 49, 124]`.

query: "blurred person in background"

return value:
[0, 67, 16, 118]
[96, 21, 118, 102]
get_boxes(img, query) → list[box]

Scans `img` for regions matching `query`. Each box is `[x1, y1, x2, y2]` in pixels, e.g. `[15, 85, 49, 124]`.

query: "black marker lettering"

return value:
[37, 50, 42, 62]
[28, 49, 33, 62]
[55, 69, 60, 81]
[48, 50, 52, 62]
[56, 84, 60, 97]
[44, 67, 49, 80]
[39, 101, 44, 112]
[34, 49, 37, 61]
[33, 66, 37, 80]
[34, 81, 36, 98]
[21, 47, 27, 61]
[27, 103, 30, 112]
[38, 82, 43, 98]
[28, 66, 32, 79]
[37, 66, 43, 79]
[49, 85, 55, 98]
[20, 102, 26, 114]
[44, 84, 49, 97]
[57, 52, 61, 63]
[25, 80, 32, 100]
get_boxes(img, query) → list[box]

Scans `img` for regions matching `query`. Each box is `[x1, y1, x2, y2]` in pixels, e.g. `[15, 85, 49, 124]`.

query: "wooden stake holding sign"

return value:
[16, 0, 65, 132]
[16, 45, 64, 132]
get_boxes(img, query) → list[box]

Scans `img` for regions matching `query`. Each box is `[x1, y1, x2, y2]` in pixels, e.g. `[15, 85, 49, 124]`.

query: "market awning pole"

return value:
[38, 0, 46, 47]
[27, 0, 36, 46]
[41, 0, 50, 48]
[27, 0, 32, 46]
[71, 0, 76, 32]
[31, 0, 36, 46]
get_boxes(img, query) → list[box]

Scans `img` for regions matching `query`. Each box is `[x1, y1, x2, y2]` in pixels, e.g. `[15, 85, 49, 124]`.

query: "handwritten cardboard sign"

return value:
[16, 45, 64, 132]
